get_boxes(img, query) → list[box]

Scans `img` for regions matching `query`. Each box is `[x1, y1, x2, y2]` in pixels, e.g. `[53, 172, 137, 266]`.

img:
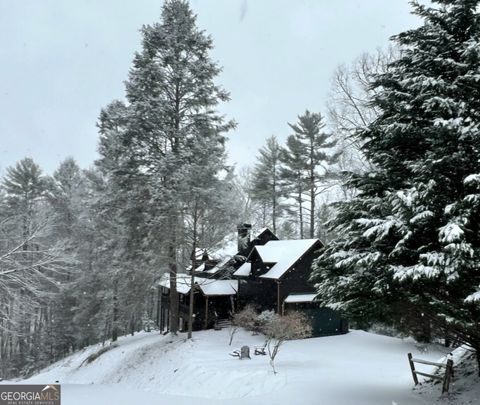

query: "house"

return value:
[156, 224, 347, 336]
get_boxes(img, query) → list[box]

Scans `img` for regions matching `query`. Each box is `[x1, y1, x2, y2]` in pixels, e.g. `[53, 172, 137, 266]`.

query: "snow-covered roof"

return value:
[256, 239, 320, 280]
[204, 256, 231, 274]
[233, 262, 251, 277]
[159, 274, 193, 295]
[194, 263, 206, 272]
[284, 293, 318, 304]
[252, 227, 271, 238]
[199, 279, 238, 296]
[158, 274, 238, 296]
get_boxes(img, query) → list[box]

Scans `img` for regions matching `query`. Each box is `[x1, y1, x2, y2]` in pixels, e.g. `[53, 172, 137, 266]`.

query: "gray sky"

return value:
[0, 0, 420, 174]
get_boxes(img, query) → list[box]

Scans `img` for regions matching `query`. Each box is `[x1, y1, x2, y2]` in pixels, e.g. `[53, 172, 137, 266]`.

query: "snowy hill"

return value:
[15, 329, 452, 404]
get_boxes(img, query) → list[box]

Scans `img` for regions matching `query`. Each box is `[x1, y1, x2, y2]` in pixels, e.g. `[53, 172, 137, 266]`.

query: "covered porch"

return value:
[157, 274, 238, 332]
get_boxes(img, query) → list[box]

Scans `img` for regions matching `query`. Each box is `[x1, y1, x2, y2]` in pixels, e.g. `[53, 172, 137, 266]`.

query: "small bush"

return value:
[254, 310, 278, 333]
[229, 305, 258, 345]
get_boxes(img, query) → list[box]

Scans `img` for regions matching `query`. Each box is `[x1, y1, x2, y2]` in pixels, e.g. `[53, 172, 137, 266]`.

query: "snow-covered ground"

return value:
[5, 329, 463, 404]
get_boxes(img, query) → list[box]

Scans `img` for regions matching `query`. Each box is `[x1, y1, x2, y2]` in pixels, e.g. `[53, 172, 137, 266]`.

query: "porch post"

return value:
[204, 296, 209, 329]
[156, 287, 161, 328]
[277, 281, 281, 314]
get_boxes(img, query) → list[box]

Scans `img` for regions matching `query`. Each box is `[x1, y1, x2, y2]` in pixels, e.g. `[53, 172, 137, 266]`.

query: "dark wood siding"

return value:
[278, 241, 322, 303]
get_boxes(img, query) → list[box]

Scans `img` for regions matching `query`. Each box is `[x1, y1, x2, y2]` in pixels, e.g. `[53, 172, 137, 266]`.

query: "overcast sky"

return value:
[0, 0, 421, 174]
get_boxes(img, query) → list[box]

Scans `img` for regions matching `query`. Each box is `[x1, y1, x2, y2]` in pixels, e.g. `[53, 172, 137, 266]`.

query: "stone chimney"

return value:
[237, 223, 252, 253]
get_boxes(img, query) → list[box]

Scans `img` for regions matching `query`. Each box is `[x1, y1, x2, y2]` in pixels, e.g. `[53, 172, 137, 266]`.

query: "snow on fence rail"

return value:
[407, 352, 454, 394]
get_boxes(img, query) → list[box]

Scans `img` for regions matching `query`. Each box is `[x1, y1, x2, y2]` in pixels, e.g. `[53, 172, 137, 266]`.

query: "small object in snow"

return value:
[254, 341, 267, 355]
[240, 346, 251, 360]
[174, 368, 178, 373]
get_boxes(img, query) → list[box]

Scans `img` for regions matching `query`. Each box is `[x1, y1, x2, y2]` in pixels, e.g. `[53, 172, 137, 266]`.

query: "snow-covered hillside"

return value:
[12, 329, 455, 404]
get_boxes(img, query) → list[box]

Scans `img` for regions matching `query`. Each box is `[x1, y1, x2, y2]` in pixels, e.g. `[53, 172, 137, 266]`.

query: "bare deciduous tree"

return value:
[263, 312, 312, 374]
[327, 46, 399, 192]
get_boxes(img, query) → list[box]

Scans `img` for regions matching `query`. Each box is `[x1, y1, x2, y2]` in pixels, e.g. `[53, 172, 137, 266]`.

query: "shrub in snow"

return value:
[254, 310, 278, 334]
[368, 323, 408, 339]
[229, 305, 258, 345]
[263, 312, 312, 374]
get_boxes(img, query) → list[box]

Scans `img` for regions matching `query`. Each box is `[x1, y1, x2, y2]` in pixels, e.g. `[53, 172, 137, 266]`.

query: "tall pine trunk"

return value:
[111, 279, 119, 342]
[309, 180, 315, 238]
[188, 202, 198, 339]
[168, 213, 179, 334]
[298, 189, 304, 239]
[309, 138, 315, 238]
[272, 170, 277, 234]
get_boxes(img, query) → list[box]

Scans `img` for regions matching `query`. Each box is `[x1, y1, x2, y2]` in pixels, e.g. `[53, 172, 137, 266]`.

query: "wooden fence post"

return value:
[408, 353, 419, 385]
[442, 359, 454, 394]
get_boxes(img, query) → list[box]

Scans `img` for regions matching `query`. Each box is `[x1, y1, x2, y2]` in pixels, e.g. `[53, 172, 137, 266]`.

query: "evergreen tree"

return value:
[287, 110, 340, 238]
[97, 0, 233, 334]
[313, 0, 480, 370]
[316, 202, 337, 244]
[47, 158, 84, 239]
[250, 136, 284, 234]
[71, 168, 119, 347]
[3, 158, 46, 248]
[279, 135, 308, 238]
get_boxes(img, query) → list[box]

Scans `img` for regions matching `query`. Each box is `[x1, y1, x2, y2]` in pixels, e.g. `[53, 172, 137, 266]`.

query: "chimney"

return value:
[237, 223, 252, 253]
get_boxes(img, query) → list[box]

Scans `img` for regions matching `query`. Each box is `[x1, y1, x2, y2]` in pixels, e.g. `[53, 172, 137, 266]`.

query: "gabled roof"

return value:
[233, 262, 251, 277]
[159, 273, 238, 296]
[254, 239, 321, 280]
[191, 227, 279, 275]
[252, 227, 273, 238]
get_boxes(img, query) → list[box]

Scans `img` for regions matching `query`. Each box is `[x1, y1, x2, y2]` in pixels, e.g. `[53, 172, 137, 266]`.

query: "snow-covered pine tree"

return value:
[313, 0, 480, 370]
[287, 110, 340, 238]
[250, 135, 285, 234]
[97, 0, 233, 334]
[3, 158, 46, 250]
[279, 135, 308, 238]
[44, 158, 85, 359]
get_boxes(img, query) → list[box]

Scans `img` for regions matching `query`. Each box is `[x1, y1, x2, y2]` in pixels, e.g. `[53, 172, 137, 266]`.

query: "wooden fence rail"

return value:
[407, 353, 454, 394]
